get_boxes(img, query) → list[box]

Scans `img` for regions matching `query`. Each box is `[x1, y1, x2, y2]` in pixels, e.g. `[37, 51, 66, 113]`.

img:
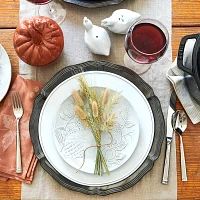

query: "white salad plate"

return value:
[53, 86, 140, 174]
[39, 71, 154, 186]
[0, 44, 11, 102]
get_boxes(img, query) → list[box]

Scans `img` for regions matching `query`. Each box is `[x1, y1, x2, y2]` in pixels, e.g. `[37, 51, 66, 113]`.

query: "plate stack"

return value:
[29, 61, 165, 195]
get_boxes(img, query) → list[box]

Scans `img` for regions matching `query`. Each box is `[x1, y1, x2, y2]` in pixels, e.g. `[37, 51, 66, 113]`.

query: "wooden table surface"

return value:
[0, 0, 200, 199]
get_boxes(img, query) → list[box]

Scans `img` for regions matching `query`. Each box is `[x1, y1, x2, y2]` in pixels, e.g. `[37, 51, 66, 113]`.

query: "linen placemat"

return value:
[20, 0, 176, 199]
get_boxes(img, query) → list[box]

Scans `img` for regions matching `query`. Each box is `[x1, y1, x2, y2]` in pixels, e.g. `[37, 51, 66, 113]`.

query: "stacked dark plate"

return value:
[63, 0, 124, 8]
[29, 61, 165, 195]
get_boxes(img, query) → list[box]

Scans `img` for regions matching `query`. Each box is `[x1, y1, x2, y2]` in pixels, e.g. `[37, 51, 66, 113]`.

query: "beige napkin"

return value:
[166, 39, 200, 124]
[0, 75, 43, 183]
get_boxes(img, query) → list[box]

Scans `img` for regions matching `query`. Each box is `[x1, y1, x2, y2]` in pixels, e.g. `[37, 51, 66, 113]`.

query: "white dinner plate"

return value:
[0, 44, 11, 102]
[53, 87, 140, 174]
[39, 71, 154, 186]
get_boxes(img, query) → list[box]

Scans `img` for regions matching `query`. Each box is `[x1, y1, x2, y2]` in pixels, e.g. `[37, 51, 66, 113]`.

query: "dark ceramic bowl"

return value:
[184, 74, 200, 104]
[63, 0, 124, 8]
[177, 33, 200, 104]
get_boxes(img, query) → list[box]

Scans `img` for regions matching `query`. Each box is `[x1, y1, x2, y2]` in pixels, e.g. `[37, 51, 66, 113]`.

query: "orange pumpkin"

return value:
[13, 16, 64, 67]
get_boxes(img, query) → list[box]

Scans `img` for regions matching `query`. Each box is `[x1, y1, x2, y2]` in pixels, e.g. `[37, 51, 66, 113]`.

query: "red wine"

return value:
[125, 22, 168, 64]
[27, 0, 51, 5]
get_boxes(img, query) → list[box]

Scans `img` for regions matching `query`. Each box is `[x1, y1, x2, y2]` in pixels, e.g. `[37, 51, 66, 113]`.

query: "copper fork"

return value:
[11, 92, 23, 173]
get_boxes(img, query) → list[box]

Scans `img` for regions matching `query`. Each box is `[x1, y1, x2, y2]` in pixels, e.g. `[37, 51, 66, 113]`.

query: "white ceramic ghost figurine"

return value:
[101, 9, 141, 34]
[83, 17, 111, 56]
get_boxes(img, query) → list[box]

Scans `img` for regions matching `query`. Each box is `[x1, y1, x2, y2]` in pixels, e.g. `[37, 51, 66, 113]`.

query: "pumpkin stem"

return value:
[27, 25, 43, 45]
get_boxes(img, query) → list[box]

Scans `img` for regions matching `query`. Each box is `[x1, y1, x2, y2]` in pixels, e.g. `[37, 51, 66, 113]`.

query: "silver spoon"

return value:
[175, 110, 188, 182]
[171, 110, 179, 130]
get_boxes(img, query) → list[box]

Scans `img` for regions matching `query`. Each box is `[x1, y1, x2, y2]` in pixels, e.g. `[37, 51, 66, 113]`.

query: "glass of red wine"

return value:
[27, 0, 66, 24]
[124, 18, 169, 74]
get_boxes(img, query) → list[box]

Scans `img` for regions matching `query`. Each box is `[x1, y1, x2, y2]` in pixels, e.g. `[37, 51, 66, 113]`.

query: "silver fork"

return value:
[11, 92, 23, 173]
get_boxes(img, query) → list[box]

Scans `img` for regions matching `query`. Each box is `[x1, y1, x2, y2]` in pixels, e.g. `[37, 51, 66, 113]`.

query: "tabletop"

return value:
[0, 0, 200, 199]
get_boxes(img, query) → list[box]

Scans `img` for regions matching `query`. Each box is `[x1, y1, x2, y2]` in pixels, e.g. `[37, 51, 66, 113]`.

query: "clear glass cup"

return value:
[27, 0, 66, 25]
[124, 18, 169, 74]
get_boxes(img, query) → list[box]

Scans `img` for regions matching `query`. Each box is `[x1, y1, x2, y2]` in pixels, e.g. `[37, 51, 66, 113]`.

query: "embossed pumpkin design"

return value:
[13, 16, 64, 67]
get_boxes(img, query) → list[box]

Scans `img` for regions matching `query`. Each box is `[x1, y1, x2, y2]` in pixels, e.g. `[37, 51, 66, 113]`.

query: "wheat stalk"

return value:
[72, 90, 84, 107]
[72, 76, 120, 176]
[92, 101, 98, 118]
[74, 105, 86, 120]
[102, 88, 110, 106]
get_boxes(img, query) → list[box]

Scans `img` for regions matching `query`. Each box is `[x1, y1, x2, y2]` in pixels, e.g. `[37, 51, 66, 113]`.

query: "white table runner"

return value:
[20, 0, 176, 199]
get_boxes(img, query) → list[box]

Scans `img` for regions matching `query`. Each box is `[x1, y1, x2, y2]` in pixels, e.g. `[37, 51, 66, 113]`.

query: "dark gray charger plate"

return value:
[29, 61, 165, 196]
[63, 0, 123, 8]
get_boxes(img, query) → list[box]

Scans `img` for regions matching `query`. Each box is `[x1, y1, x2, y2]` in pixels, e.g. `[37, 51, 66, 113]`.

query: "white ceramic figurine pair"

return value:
[83, 9, 141, 56]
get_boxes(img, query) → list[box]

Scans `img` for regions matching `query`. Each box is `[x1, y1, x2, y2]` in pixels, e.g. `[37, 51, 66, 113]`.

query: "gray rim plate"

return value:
[29, 60, 165, 195]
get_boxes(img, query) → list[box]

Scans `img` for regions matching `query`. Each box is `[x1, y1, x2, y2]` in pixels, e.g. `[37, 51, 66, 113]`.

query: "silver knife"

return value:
[162, 90, 176, 184]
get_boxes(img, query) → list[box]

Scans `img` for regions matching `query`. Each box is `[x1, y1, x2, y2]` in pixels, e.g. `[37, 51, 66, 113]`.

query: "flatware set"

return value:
[162, 103, 188, 184]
